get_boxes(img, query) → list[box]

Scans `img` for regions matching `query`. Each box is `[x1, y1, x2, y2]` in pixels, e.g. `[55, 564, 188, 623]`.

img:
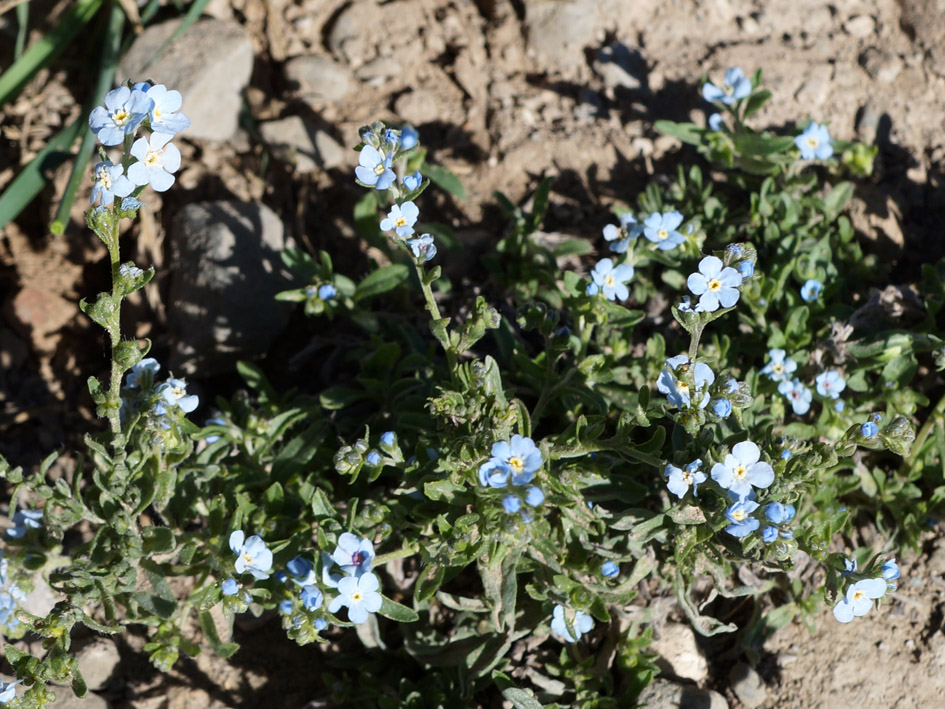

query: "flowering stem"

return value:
[414, 262, 459, 383]
[687, 321, 705, 361]
[373, 542, 418, 566]
[105, 215, 124, 438]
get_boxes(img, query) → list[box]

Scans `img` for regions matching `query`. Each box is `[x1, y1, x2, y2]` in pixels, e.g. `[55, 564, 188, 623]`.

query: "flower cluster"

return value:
[664, 459, 707, 499]
[833, 558, 900, 623]
[88, 82, 189, 207]
[121, 358, 199, 431]
[324, 533, 383, 624]
[479, 435, 545, 523]
[702, 66, 752, 106]
[761, 349, 847, 416]
[228, 530, 273, 580]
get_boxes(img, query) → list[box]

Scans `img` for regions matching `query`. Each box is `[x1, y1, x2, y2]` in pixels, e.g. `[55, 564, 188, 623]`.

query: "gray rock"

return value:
[637, 679, 729, 709]
[259, 116, 346, 172]
[730, 663, 767, 709]
[119, 18, 254, 141]
[843, 14, 875, 38]
[900, 0, 945, 77]
[48, 689, 110, 709]
[75, 639, 121, 692]
[394, 91, 440, 126]
[355, 56, 403, 86]
[860, 47, 903, 84]
[594, 42, 648, 91]
[650, 623, 709, 683]
[284, 55, 354, 106]
[525, 0, 600, 70]
[326, 1, 371, 67]
[168, 202, 294, 376]
[22, 571, 61, 618]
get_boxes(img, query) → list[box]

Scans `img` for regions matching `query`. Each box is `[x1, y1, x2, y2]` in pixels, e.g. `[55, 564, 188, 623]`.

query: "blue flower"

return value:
[833, 578, 887, 623]
[330, 532, 375, 577]
[601, 561, 619, 578]
[762, 526, 778, 543]
[403, 170, 422, 191]
[279, 599, 293, 614]
[90, 161, 134, 207]
[158, 378, 199, 413]
[314, 618, 328, 631]
[800, 278, 823, 302]
[781, 449, 792, 460]
[778, 378, 812, 415]
[126, 357, 160, 389]
[524, 486, 545, 507]
[724, 499, 760, 537]
[676, 295, 704, 314]
[127, 132, 181, 192]
[702, 67, 752, 105]
[795, 122, 833, 160]
[861, 421, 879, 438]
[229, 530, 273, 580]
[708, 112, 724, 131]
[760, 349, 797, 382]
[834, 401, 845, 412]
[222, 578, 239, 596]
[815, 370, 846, 399]
[588, 258, 634, 301]
[764, 502, 795, 524]
[287, 556, 316, 585]
[664, 460, 707, 499]
[6, 509, 42, 538]
[380, 201, 419, 238]
[711, 441, 774, 499]
[89, 86, 154, 146]
[327, 571, 383, 624]
[643, 211, 686, 250]
[0, 591, 18, 629]
[687, 255, 742, 312]
[380, 431, 396, 448]
[407, 233, 437, 261]
[355, 145, 396, 190]
[502, 495, 522, 514]
[478, 434, 543, 487]
[300, 585, 323, 610]
[318, 284, 337, 300]
[870, 413, 883, 424]
[602, 213, 643, 254]
[120, 196, 143, 211]
[710, 398, 733, 418]
[882, 559, 900, 591]
[656, 355, 715, 409]
[0, 679, 21, 704]
[366, 450, 382, 466]
[737, 260, 754, 278]
[551, 604, 594, 642]
[841, 558, 858, 576]
[399, 125, 419, 150]
[143, 84, 191, 135]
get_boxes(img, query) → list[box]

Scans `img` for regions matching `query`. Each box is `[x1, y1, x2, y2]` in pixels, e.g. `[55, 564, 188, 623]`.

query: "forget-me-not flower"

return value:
[6, 509, 42, 538]
[764, 502, 795, 524]
[286, 556, 317, 586]
[407, 233, 437, 261]
[317, 284, 337, 300]
[602, 213, 643, 254]
[601, 561, 619, 578]
[795, 122, 833, 160]
[551, 604, 594, 642]
[221, 578, 239, 596]
[478, 434, 542, 488]
[403, 170, 422, 191]
[502, 485, 544, 522]
[664, 460, 707, 499]
[380, 431, 396, 449]
[779, 378, 812, 415]
[327, 571, 383, 624]
[725, 499, 760, 537]
[0, 680, 21, 704]
[815, 370, 846, 400]
[800, 278, 823, 302]
[737, 260, 754, 278]
[687, 255, 743, 312]
[331, 533, 375, 577]
[708, 112, 724, 131]
[399, 125, 419, 150]
[712, 441, 774, 499]
[761, 349, 797, 382]
[657, 355, 715, 409]
[861, 421, 879, 438]
[587, 258, 634, 301]
[126, 358, 160, 389]
[89, 86, 153, 146]
[643, 211, 686, 250]
[300, 585, 323, 610]
[158, 378, 199, 413]
[832, 577, 887, 623]
[141, 84, 191, 135]
[380, 201, 419, 238]
[90, 161, 134, 207]
[355, 145, 396, 190]
[229, 530, 273, 580]
[365, 450, 382, 466]
[702, 67, 752, 105]
[710, 397, 733, 418]
[128, 132, 181, 192]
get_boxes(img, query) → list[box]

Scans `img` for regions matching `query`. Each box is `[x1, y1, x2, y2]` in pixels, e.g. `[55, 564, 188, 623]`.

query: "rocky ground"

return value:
[2, 0, 945, 706]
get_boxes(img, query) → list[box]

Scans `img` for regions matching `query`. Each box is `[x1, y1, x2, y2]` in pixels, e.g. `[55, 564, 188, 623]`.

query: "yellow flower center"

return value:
[732, 510, 746, 522]
[154, 108, 163, 119]
[604, 274, 615, 287]
[677, 382, 689, 394]
[112, 109, 130, 126]
[395, 217, 407, 227]
[97, 168, 112, 189]
[145, 147, 164, 167]
[852, 590, 866, 603]
[806, 137, 819, 148]
[508, 456, 524, 474]
[351, 591, 363, 602]
[734, 465, 747, 480]
[242, 552, 253, 563]
[708, 278, 722, 292]
[773, 363, 783, 373]
[682, 471, 692, 485]
[657, 229, 668, 240]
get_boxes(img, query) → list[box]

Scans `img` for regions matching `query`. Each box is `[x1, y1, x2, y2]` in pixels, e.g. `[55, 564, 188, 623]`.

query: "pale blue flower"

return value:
[327, 572, 382, 624]
[502, 495, 522, 515]
[366, 450, 382, 466]
[478, 435, 542, 487]
[602, 213, 643, 254]
[89, 86, 153, 145]
[708, 112, 724, 131]
[380, 201, 419, 238]
[0, 679, 21, 704]
[6, 509, 42, 538]
[664, 460, 707, 499]
[861, 421, 879, 438]
[711, 441, 774, 499]
[702, 67, 752, 106]
[403, 170, 422, 191]
[764, 502, 795, 524]
[355, 145, 395, 189]
[126, 357, 160, 389]
[760, 349, 796, 383]
[657, 355, 715, 409]
[687, 255, 742, 311]
[711, 398, 733, 418]
[314, 618, 328, 631]
[407, 233, 437, 261]
[399, 125, 419, 150]
[833, 578, 887, 623]
[331, 533, 375, 577]
[588, 258, 634, 301]
[737, 260, 754, 278]
[90, 161, 134, 207]
[762, 526, 778, 543]
[551, 604, 594, 642]
[781, 449, 792, 460]
[725, 499, 760, 537]
[279, 599, 293, 614]
[795, 122, 833, 160]
[120, 196, 144, 211]
[601, 561, 619, 578]
[158, 378, 199, 413]
[229, 530, 273, 580]
[300, 585, 323, 610]
[677, 295, 704, 314]
[318, 284, 337, 300]
[221, 578, 238, 596]
[143, 84, 191, 135]
[842, 558, 858, 576]
[643, 211, 686, 250]
[815, 370, 846, 399]
[287, 556, 317, 585]
[779, 378, 812, 415]
[128, 132, 181, 192]
[800, 278, 823, 302]
[834, 401, 845, 412]
[380, 432, 396, 448]
[882, 559, 900, 591]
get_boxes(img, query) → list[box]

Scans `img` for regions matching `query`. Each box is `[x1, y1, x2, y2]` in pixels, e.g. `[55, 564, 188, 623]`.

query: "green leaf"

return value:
[378, 595, 419, 623]
[142, 527, 176, 554]
[551, 238, 593, 258]
[502, 688, 544, 709]
[355, 264, 409, 301]
[653, 120, 704, 146]
[823, 181, 854, 221]
[235, 361, 277, 400]
[423, 162, 467, 201]
[353, 190, 383, 246]
[527, 176, 554, 232]
[319, 386, 368, 410]
[733, 132, 795, 157]
[743, 89, 772, 118]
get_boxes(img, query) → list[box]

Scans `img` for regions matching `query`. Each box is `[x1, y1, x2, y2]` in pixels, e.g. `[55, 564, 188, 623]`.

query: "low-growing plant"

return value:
[0, 67, 942, 707]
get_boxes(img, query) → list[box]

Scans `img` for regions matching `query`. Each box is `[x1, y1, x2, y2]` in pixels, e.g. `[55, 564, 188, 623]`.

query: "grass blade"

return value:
[14, 1, 28, 60]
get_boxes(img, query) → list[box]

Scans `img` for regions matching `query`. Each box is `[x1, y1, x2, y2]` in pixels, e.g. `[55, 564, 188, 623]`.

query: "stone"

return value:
[284, 55, 354, 106]
[650, 623, 709, 683]
[524, 0, 600, 70]
[48, 690, 110, 709]
[730, 663, 768, 709]
[21, 572, 60, 618]
[259, 116, 346, 172]
[636, 678, 729, 709]
[899, 0, 945, 77]
[119, 18, 254, 141]
[843, 15, 875, 38]
[594, 42, 648, 91]
[167, 202, 295, 376]
[75, 639, 121, 691]
[860, 47, 903, 84]
[394, 91, 440, 126]
[8, 287, 73, 354]
[355, 56, 402, 85]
